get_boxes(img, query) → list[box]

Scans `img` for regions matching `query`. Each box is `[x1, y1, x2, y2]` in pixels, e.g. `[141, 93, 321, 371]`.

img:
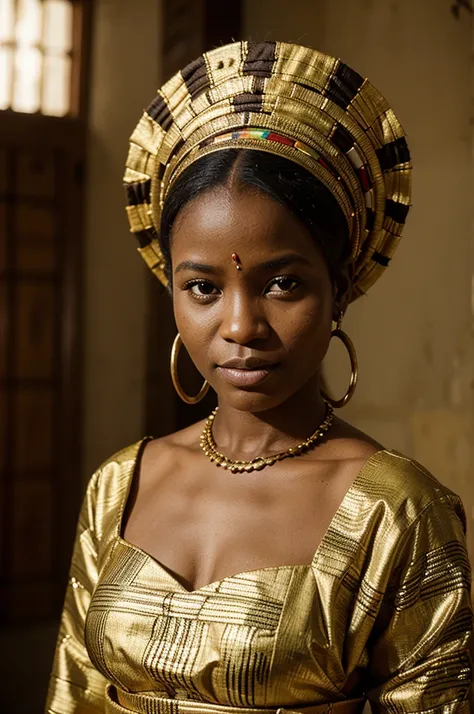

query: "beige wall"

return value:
[245, 0, 474, 552]
[2, 4, 164, 712]
[83, 0, 162, 481]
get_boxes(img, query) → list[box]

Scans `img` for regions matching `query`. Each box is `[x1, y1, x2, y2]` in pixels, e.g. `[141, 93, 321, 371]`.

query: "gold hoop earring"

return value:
[170, 333, 210, 405]
[320, 317, 358, 409]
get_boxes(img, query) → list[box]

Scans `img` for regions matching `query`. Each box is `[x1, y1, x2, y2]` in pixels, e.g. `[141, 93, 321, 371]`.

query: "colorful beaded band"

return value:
[200, 127, 375, 241]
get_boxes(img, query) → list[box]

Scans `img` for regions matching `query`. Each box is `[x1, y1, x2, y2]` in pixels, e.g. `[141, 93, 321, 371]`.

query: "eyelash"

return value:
[183, 280, 219, 301]
[183, 276, 301, 301]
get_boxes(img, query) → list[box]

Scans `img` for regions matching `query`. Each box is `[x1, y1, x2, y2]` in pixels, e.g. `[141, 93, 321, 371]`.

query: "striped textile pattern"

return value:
[123, 41, 412, 300]
[45, 443, 472, 714]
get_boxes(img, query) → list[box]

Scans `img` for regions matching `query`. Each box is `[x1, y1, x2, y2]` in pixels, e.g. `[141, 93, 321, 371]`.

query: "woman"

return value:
[46, 42, 472, 714]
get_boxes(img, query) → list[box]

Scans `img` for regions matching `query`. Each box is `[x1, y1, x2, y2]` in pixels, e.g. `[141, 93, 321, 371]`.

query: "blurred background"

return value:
[0, 0, 473, 711]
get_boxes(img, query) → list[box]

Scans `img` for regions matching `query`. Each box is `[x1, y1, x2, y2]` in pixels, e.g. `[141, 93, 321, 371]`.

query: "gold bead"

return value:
[200, 404, 333, 473]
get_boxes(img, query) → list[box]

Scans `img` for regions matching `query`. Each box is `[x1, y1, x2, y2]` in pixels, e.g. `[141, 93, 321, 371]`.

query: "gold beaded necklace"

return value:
[200, 403, 334, 473]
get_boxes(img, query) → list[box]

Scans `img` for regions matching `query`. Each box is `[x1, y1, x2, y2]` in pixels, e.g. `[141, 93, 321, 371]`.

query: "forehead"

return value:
[170, 186, 323, 264]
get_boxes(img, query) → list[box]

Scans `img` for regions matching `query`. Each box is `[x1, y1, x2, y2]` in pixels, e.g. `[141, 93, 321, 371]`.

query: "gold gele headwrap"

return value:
[124, 41, 412, 300]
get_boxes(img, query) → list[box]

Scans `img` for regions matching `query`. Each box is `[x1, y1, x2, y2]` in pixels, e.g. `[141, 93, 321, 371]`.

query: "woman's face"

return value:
[171, 185, 337, 412]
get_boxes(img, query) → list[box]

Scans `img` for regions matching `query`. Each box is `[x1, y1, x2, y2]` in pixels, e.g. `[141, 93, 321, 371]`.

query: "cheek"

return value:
[173, 291, 194, 338]
[287, 318, 331, 371]
[173, 292, 215, 358]
[278, 294, 333, 353]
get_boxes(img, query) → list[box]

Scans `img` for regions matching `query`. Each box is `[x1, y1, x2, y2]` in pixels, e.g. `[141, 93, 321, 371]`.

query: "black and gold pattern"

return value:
[124, 41, 412, 299]
[46, 444, 472, 713]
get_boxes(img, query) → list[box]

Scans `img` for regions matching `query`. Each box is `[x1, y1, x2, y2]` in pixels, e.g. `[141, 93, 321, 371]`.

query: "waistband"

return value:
[105, 685, 367, 714]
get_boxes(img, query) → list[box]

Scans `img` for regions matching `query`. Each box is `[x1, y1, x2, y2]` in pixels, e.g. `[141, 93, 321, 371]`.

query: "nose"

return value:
[219, 292, 270, 345]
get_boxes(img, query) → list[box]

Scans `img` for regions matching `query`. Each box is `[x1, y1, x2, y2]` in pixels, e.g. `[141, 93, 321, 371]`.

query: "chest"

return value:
[85, 544, 368, 707]
[123, 457, 354, 592]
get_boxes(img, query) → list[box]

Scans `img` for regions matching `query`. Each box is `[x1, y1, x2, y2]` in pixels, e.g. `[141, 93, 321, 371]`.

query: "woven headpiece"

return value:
[124, 41, 412, 300]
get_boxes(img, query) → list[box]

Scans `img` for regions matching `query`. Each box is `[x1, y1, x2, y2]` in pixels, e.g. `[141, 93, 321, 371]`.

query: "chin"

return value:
[215, 385, 297, 413]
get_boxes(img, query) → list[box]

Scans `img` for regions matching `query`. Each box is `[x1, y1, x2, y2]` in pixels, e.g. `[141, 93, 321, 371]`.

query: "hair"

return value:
[159, 149, 351, 293]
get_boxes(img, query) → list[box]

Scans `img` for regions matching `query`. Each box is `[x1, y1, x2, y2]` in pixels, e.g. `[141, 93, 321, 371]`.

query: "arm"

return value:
[45, 470, 108, 713]
[365, 495, 473, 713]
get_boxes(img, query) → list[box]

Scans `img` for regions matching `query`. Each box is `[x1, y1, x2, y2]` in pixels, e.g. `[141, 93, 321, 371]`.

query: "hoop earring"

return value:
[320, 316, 358, 409]
[170, 333, 210, 405]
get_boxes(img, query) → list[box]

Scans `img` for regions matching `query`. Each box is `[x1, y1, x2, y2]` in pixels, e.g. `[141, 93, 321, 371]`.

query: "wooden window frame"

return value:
[0, 0, 93, 623]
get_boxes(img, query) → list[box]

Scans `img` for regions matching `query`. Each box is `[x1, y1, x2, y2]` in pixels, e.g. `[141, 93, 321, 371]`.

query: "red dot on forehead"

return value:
[231, 253, 242, 270]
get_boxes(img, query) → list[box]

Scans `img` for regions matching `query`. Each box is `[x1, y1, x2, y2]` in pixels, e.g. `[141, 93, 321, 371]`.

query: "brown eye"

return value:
[266, 277, 300, 294]
[186, 280, 219, 299]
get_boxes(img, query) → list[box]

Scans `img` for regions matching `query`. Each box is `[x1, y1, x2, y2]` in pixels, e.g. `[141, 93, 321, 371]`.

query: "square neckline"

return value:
[114, 436, 391, 594]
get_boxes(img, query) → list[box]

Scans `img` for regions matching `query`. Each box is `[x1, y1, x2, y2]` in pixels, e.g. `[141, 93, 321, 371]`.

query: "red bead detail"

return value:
[267, 133, 294, 147]
[232, 253, 241, 263]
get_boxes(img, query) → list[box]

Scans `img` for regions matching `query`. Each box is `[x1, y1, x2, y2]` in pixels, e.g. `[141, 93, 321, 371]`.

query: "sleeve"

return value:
[365, 494, 473, 713]
[45, 470, 108, 713]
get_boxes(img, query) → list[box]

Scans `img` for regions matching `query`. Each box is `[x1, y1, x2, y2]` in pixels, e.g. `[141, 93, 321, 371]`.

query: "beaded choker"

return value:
[200, 403, 334, 473]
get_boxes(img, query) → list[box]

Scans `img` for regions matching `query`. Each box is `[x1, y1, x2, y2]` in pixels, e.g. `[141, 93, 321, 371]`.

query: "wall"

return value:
[83, 0, 162, 481]
[244, 0, 474, 554]
[0, 2, 163, 712]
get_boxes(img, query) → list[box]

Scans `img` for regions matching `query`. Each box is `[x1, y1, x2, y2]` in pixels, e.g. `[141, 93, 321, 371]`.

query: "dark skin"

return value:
[122, 184, 381, 595]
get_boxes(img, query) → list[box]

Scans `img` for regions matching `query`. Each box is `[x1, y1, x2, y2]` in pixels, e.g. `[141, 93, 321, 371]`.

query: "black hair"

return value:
[159, 149, 351, 292]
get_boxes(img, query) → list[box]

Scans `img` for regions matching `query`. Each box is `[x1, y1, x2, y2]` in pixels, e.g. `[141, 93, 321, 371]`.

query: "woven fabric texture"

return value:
[124, 41, 412, 299]
[46, 443, 472, 713]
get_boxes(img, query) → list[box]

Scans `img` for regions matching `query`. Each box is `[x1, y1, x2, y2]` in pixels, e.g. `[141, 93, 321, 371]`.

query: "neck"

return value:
[210, 376, 328, 461]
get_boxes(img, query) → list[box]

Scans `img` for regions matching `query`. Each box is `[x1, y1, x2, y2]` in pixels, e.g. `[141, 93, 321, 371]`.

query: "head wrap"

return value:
[124, 41, 412, 300]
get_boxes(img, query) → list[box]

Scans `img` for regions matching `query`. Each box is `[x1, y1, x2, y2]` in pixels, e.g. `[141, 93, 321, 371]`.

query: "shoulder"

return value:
[89, 420, 206, 507]
[329, 415, 465, 530]
[361, 449, 466, 533]
[330, 449, 470, 597]
[80, 438, 150, 544]
[137, 419, 206, 477]
[91, 438, 149, 494]
[369, 453, 471, 608]
[84, 424, 205, 544]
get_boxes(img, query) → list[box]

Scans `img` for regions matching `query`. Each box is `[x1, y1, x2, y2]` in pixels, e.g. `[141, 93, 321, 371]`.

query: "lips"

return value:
[219, 357, 277, 370]
[216, 357, 279, 388]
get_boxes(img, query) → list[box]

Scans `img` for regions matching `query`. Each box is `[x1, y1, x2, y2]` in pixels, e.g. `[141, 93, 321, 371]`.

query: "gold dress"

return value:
[46, 440, 473, 714]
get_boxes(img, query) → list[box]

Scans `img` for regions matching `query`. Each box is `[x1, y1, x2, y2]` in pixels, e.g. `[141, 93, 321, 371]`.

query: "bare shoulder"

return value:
[139, 418, 206, 483]
[314, 417, 466, 535]
[317, 415, 383, 467]
[330, 418, 464, 516]
[121, 419, 209, 534]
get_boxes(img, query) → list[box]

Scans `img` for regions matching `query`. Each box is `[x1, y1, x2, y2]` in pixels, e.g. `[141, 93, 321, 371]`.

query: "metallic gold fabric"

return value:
[46, 442, 473, 713]
[123, 41, 412, 300]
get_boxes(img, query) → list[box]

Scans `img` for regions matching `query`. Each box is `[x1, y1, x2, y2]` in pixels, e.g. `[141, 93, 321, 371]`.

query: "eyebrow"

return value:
[174, 253, 312, 275]
[174, 261, 217, 275]
[256, 254, 312, 271]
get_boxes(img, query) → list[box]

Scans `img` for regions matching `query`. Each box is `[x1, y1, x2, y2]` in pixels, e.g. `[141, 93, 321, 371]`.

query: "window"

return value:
[0, 0, 75, 116]
[0, 0, 91, 625]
